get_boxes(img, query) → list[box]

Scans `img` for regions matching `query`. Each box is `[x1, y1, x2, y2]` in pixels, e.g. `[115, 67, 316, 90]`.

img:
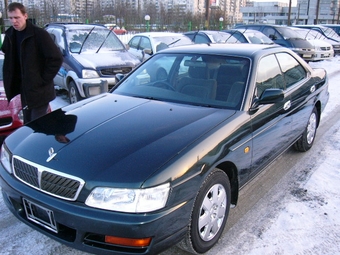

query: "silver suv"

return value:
[45, 23, 140, 103]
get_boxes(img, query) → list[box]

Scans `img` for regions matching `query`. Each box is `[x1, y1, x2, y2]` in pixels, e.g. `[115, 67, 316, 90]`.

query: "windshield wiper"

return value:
[96, 29, 112, 53]
[79, 26, 96, 54]
[167, 38, 181, 47]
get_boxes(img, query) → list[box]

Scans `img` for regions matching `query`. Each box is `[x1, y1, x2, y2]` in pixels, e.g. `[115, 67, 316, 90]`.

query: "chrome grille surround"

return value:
[12, 155, 85, 201]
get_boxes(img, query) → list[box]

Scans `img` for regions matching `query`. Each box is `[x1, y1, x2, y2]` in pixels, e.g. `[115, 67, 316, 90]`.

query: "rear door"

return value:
[276, 52, 313, 142]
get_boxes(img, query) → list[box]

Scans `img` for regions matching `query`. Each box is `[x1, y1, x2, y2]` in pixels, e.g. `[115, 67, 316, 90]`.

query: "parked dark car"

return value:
[45, 23, 141, 103]
[235, 24, 315, 61]
[0, 43, 329, 255]
[0, 53, 23, 143]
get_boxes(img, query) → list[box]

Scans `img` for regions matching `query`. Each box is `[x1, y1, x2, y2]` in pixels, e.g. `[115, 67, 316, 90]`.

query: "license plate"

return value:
[23, 198, 58, 233]
[303, 54, 312, 58]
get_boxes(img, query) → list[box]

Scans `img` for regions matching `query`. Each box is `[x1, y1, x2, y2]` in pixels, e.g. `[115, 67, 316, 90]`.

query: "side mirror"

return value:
[143, 48, 153, 56]
[269, 34, 277, 40]
[115, 73, 126, 84]
[251, 88, 284, 109]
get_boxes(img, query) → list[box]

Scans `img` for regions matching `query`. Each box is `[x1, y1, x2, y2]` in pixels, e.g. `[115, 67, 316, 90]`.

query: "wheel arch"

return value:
[215, 161, 239, 206]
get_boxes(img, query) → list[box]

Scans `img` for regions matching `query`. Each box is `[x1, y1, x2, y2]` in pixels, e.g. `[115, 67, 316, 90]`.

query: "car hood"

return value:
[289, 38, 313, 48]
[72, 50, 140, 69]
[7, 94, 236, 186]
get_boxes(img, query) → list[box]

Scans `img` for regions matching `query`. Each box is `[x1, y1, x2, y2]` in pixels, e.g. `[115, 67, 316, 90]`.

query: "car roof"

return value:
[155, 43, 283, 57]
[45, 23, 107, 30]
[236, 24, 284, 28]
[132, 32, 187, 38]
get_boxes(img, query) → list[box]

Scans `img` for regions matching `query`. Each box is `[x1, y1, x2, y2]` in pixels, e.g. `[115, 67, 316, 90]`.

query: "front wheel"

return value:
[178, 169, 231, 254]
[68, 81, 82, 104]
[294, 107, 318, 152]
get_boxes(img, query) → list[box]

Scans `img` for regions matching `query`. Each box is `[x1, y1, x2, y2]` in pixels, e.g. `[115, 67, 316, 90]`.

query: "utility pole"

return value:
[315, 0, 320, 24]
[4, 0, 8, 18]
[288, 0, 292, 25]
[205, 0, 210, 30]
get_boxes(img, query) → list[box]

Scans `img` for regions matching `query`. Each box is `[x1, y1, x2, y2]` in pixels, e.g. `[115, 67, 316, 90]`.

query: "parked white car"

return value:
[127, 32, 193, 61]
[292, 27, 335, 61]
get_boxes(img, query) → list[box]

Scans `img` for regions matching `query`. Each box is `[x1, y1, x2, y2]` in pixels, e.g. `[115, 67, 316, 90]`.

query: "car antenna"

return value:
[78, 26, 96, 54]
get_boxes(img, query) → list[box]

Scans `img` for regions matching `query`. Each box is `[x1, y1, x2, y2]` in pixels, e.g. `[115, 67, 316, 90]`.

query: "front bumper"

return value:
[293, 49, 316, 61]
[75, 77, 114, 98]
[0, 166, 191, 255]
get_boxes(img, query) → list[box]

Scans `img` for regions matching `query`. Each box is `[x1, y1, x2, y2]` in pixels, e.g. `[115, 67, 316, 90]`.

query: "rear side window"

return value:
[276, 53, 307, 88]
[47, 28, 65, 52]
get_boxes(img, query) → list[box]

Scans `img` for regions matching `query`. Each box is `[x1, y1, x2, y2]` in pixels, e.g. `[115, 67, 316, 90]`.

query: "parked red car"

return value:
[0, 53, 24, 142]
[104, 23, 127, 35]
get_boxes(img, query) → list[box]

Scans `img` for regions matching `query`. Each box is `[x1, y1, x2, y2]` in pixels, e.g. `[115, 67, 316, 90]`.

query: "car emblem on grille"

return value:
[46, 147, 57, 162]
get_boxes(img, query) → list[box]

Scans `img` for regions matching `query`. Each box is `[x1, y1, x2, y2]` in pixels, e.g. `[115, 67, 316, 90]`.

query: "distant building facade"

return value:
[240, 0, 340, 25]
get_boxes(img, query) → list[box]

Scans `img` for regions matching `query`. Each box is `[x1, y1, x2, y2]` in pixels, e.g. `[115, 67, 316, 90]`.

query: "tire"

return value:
[294, 107, 318, 152]
[68, 81, 82, 104]
[178, 169, 231, 254]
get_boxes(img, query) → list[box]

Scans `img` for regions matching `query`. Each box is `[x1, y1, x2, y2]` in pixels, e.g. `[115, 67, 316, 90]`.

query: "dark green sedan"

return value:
[0, 43, 329, 255]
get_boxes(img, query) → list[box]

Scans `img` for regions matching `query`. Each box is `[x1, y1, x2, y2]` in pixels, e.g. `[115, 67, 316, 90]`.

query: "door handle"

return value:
[284, 100, 291, 111]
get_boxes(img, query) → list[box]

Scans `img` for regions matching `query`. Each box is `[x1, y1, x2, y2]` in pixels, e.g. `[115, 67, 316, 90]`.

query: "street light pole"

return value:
[219, 17, 223, 31]
[145, 15, 150, 32]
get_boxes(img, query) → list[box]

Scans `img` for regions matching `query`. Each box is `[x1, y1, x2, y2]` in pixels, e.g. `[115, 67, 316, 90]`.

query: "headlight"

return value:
[82, 69, 99, 78]
[18, 109, 24, 123]
[85, 183, 170, 213]
[1, 144, 12, 174]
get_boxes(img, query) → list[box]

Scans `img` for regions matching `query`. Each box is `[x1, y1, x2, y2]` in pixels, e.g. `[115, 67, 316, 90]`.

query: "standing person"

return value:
[1, 2, 63, 123]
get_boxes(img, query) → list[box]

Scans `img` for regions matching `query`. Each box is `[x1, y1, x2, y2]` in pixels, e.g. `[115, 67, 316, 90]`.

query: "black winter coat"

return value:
[1, 20, 63, 108]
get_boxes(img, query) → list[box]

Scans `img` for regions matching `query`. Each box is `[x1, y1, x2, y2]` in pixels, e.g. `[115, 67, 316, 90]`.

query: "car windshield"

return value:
[206, 31, 233, 43]
[320, 26, 340, 40]
[153, 35, 193, 48]
[66, 26, 125, 53]
[113, 53, 250, 110]
[276, 27, 302, 39]
[244, 31, 274, 44]
[298, 29, 326, 40]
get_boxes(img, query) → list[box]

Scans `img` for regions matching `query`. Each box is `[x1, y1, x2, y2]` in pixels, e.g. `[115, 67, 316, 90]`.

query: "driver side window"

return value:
[256, 54, 285, 97]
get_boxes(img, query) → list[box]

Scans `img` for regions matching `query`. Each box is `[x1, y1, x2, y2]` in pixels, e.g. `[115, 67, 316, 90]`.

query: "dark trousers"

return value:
[23, 104, 50, 124]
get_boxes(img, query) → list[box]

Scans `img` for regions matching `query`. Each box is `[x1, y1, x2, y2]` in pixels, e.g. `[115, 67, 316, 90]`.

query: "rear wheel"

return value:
[178, 169, 231, 254]
[294, 107, 318, 152]
[68, 81, 82, 104]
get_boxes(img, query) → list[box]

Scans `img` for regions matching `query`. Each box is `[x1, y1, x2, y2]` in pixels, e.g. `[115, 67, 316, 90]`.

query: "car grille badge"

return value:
[47, 147, 57, 162]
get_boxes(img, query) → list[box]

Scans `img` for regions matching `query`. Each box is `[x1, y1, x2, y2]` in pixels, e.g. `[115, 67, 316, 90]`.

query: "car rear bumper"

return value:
[0, 167, 191, 255]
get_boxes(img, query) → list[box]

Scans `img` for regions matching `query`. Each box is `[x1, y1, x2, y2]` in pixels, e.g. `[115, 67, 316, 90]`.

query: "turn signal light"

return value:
[105, 235, 152, 247]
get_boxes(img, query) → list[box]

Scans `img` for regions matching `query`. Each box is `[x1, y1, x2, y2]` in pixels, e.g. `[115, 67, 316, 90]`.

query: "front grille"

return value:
[13, 156, 85, 201]
[100, 67, 132, 76]
[320, 46, 331, 51]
